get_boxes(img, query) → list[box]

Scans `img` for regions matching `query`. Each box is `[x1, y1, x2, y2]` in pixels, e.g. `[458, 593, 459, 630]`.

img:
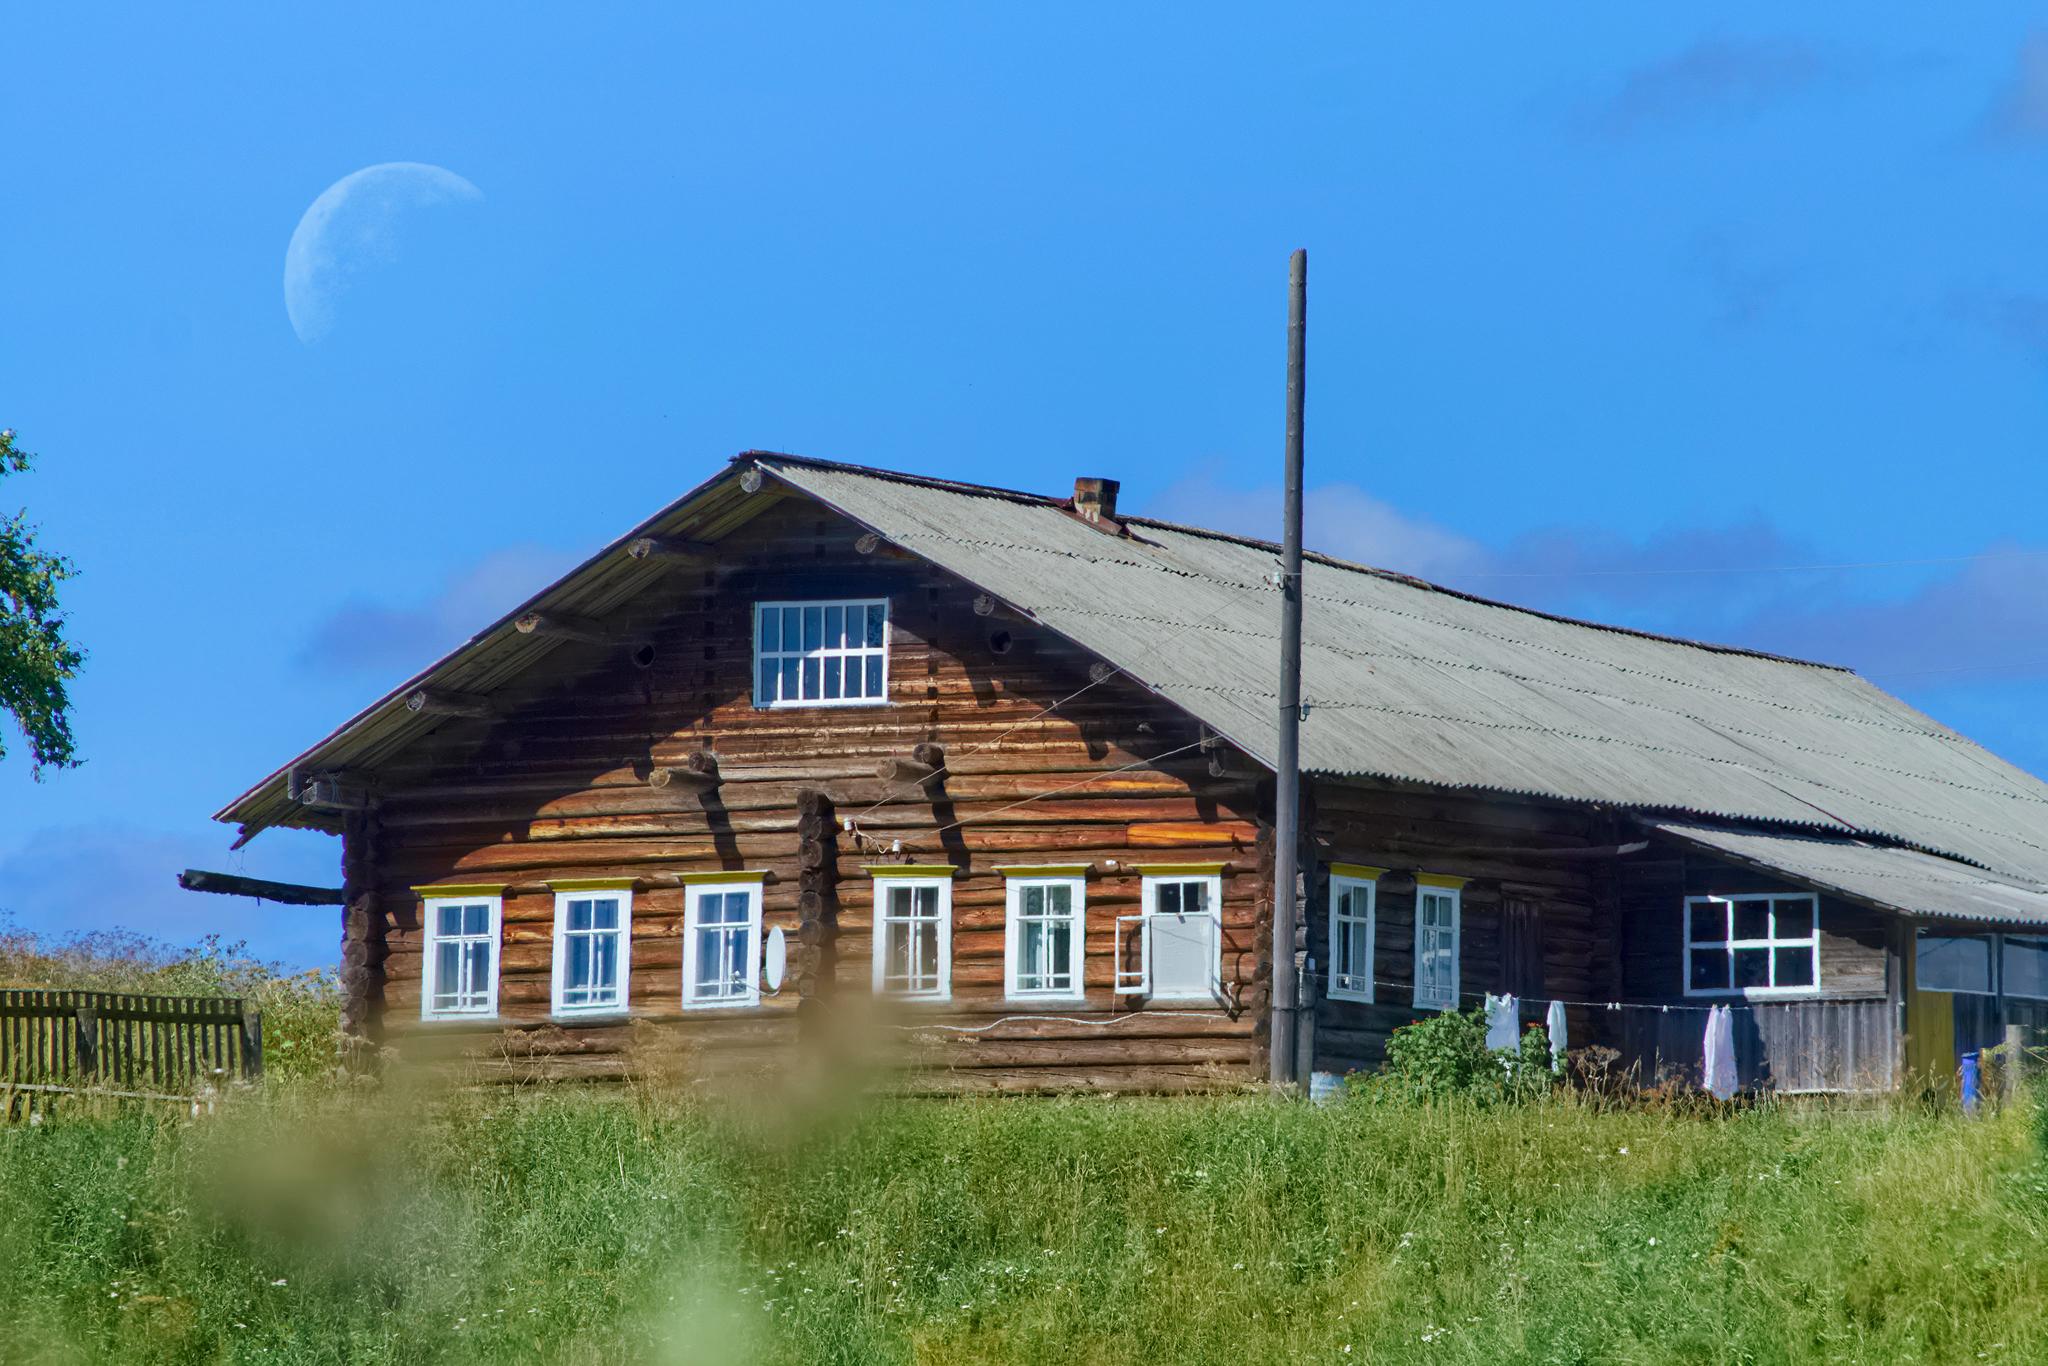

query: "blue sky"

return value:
[4, 7, 2048, 967]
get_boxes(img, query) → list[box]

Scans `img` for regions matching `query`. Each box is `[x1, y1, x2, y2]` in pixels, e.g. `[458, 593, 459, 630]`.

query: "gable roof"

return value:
[218, 452, 2048, 896]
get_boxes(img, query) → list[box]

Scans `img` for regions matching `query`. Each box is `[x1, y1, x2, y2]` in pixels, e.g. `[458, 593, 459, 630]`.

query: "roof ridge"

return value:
[750, 452, 1853, 672]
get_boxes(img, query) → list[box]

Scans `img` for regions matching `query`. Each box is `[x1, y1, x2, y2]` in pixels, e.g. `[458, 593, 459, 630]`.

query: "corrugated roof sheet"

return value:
[1644, 820, 2048, 926]
[220, 453, 2048, 897]
[759, 456, 2048, 888]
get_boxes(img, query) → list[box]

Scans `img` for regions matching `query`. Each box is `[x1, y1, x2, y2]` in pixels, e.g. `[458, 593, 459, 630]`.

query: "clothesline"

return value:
[1333, 975, 1778, 1015]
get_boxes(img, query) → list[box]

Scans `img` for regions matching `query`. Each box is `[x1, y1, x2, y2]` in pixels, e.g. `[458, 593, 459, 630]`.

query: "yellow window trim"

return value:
[864, 864, 959, 878]
[675, 870, 770, 885]
[549, 877, 637, 893]
[412, 883, 507, 899]
[1328, 863, 1388, 883]
[994, 864, 1091, 877]
[1417, 872, 1469, 890]
[1132, 862, 1228, 876]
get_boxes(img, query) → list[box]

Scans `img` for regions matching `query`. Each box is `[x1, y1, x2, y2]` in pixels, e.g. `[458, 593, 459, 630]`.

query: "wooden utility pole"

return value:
[1270, 249, 1307, 1091]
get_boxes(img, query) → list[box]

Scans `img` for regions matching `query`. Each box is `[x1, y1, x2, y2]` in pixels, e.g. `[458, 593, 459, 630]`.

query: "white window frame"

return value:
[1413, 881, 1462, 1012]
[681, 879, 764, 1009]
[1683, 892, 1821, 999]
[421, 894, 502, 1021]
[1137, 872, 1223, 1003]
[872, 875, 953, 1002]
[1327, 870, 1379, 1004]
[753, 598, 890, 708]
[550, 887, 633, 1016]
[1003, 873, 1086, 1002]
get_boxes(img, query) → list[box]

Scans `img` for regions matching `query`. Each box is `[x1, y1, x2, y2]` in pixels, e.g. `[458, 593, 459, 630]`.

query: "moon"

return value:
[283, 162, 483, 343]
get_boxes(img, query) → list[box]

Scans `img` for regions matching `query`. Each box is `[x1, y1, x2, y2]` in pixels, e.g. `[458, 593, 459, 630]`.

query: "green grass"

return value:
[2, 1080, 2045, 1365]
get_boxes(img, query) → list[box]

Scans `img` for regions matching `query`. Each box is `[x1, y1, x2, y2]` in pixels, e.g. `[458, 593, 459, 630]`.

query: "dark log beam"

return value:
[178, 869, 347, 906]
[876, 743, 947, 789]
[627, 535, 716, 565]
[650, 750, 721, 791]
[299, 776, 370, 811]
[405, 688, 498, 719]
[514, 612, 614, 645]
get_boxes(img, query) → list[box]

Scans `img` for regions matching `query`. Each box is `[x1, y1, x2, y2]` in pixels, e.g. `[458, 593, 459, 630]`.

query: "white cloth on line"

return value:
[1484, 993, 1520, 1053]
[1703, 1004, 1739, 1100]
[1546, 998, 1568, 1073]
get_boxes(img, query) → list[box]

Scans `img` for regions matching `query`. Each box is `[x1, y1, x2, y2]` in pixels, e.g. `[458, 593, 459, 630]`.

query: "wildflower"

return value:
[270, 1279, 287, 1288]
[1617, 1147, 1629, 1155]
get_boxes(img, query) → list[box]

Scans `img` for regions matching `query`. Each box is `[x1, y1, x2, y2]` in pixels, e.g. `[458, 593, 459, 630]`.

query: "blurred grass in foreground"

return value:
[1, 1074, 2045, 1365]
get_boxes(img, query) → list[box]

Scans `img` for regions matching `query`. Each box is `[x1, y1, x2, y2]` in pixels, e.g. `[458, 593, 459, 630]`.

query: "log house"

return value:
[211, 453, 2048, 1093]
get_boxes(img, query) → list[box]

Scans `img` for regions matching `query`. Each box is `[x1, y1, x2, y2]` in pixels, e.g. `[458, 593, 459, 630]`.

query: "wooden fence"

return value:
[1, 989, 262, 1098]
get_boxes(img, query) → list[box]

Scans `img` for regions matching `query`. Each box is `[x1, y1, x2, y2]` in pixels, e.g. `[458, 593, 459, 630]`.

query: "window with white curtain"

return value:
[1413, 883, 1461, 1012]
[552, 889, 631, 1014]
[873, 875, 952, 1001]
[1005, 874, 1085, 1000]
[423, 895, 500, 1019]
[682, 881, 763, 1008]
[1327, 872, 1377, 1003]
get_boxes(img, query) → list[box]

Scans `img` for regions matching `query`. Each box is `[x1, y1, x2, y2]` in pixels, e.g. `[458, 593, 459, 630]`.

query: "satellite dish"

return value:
[764, 926, 788, 992]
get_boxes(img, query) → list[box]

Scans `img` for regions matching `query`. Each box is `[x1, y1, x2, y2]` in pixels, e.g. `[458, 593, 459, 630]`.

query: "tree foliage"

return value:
[0, 428, 83, 774]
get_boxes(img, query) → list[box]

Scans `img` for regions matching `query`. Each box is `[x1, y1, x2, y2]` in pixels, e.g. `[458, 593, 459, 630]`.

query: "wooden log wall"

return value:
[339, 810, 386, 1051]
[1611, 835, 1895, 1092]
[1307, 782, 1610, 1076]
[364, 496, 1268, 1091]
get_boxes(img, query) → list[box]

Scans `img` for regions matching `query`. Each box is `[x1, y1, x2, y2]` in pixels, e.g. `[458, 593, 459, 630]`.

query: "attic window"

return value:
[754, 599, 889, 708]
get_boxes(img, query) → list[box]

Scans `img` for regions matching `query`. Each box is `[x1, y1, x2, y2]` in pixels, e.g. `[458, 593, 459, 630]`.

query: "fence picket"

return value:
[0, 990, 259, 1107]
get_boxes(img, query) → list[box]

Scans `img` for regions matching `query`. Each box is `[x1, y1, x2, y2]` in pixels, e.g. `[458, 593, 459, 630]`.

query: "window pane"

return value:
[823, 656, 842, 698]
[1021, 885, 1044, 918]
[915, 884, 939, 917]
[1047, 920, 1071, 984]
[567, 935, 592, 989]
[1773, 946, 1814, 988]
[1690, 949, 1729, 992]
[591, 899, 619, 930]
[824, 605, 844, 647]
[867, 604, 886, 648]
[803, 606, 823, 650]
[437, 905, 462, 937]
[758, 658, 777, 704]
[1689, 901, 1725, 945]
[2005, 937, 2048, 1000]
[780, 658, 800, 699]
[463, 904, 488, 936]
[592, 933, 618, 991]
[1150, 912, 1214, 996]
[1156, 882, 1182, 918]
[1918, 935, 1995, 994]
[1020, 920, 1046, 985]
[1046, 883, 1070, 914]
[1733, 900, 1770, 942]
[1733, 947, 1770, 989]
[759, 609, 779, 653]
[437, 941, 460, 998]
[568, 900, 593, 932]
[1772, 900, 1814, 941]
[914, 921, 938, 985]
[694, 927, 722, 992]
[864, 655, 883, 698]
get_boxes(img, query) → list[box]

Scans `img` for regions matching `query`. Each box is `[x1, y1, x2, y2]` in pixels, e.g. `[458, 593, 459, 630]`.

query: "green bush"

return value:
[1364, 1005, 1557, 1105]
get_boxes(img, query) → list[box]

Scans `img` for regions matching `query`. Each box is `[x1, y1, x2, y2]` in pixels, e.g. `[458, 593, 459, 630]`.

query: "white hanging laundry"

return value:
[1484, 993, 1520, 1053]
[1703, 1005, 1739, 1100]
[1546, 999, 1568, 1073]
